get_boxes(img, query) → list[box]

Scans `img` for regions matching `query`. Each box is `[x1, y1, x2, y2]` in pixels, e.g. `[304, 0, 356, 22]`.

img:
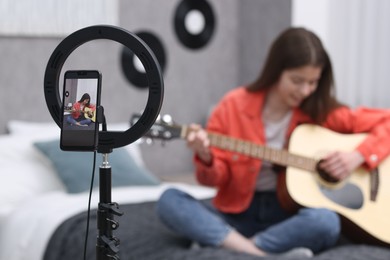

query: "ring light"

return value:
[44, 25, 164, 150]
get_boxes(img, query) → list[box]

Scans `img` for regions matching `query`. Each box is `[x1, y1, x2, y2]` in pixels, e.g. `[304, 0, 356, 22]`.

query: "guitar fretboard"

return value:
[181, 126, 317, 172]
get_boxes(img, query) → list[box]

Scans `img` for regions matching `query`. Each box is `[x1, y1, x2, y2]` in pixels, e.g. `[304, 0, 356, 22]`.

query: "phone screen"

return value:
[60, 70, 101, 151]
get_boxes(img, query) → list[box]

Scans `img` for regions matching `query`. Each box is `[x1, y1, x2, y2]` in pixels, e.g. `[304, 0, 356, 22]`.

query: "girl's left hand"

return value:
[318, 151, 365, 181]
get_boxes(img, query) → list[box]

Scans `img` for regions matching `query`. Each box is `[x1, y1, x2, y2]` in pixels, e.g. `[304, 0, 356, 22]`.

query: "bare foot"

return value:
[222, 230, 266, 256]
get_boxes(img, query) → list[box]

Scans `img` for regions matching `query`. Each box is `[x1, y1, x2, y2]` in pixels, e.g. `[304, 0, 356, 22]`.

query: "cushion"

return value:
[0, 135, 66, 221]
[34, 139, 160, 193]
[6, 120, 60, 137]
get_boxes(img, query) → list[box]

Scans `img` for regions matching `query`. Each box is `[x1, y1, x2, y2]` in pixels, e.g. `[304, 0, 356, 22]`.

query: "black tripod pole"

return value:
[96, 152, 123, 260]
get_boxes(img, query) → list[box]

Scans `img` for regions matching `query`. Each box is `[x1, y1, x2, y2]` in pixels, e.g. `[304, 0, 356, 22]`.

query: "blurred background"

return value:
[0, 0, 388, 181]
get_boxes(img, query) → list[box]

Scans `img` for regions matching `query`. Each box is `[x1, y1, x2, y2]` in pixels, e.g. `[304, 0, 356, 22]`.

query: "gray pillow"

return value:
[34, 139, 160, 193]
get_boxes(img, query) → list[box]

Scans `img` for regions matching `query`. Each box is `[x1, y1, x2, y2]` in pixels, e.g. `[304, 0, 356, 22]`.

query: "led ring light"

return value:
[44, 25, 164, 151]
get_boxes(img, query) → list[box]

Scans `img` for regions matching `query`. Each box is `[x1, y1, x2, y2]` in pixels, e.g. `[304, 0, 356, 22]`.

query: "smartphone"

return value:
[60, 70, 101, 151]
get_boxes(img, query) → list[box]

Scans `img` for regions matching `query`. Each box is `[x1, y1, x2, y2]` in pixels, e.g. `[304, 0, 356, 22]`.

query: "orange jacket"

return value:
[194, 87, 390, 213]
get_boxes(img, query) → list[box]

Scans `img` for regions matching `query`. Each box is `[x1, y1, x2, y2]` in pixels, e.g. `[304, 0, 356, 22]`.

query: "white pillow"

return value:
[7, 120, 60, 138]
[0, 135, 66, 220]
[7, 120, 145, 168]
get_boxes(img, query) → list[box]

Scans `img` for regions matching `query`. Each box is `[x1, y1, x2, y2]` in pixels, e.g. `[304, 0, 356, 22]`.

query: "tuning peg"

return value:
[145, 138, 154, 145]
[163, 131, 172, 139]
[150, 128, 159, 138]
[162, 114, 173, 124]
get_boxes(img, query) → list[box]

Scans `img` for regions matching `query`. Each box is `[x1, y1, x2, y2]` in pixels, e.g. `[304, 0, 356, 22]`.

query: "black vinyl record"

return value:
[121, 31, 167, 89]
[174, 0, 216, 50]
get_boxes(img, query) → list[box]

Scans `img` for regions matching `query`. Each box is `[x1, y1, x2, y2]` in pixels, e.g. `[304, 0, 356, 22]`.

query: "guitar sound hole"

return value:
[316, 160, 339, 184]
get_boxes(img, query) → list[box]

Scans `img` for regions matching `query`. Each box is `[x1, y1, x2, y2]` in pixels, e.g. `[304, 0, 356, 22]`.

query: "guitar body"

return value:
[84, 107, 96, 122]
[282, 124, 390, 246]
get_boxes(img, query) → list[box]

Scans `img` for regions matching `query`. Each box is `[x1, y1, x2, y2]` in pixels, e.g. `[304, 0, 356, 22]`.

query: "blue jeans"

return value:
[66, 116, 91, 126]
[156, 188, 340, 253]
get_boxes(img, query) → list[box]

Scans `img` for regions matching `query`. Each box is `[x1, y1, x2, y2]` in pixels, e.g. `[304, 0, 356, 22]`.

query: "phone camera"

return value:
[65, 91, 70, 97]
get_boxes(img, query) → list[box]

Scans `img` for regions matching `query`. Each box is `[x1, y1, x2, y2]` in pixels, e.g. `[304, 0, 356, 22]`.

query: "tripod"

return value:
[43, 25, 163, 260]
[96, 151, 124, 260]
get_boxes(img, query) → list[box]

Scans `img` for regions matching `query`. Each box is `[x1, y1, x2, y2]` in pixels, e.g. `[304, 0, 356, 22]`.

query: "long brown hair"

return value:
[79, 93, 91, 106]
[247, 27, 343, 123]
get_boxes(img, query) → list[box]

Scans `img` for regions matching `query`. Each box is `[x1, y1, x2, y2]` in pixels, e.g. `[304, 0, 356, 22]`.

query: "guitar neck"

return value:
[180, 125, 317, 172]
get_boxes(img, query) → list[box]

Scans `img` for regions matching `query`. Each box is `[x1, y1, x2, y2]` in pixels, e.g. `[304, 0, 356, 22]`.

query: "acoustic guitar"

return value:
[133, 114, 390, 247]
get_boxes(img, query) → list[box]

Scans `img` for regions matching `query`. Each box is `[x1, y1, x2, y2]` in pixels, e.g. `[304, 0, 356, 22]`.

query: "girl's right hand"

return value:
[186, 124, 212, 164]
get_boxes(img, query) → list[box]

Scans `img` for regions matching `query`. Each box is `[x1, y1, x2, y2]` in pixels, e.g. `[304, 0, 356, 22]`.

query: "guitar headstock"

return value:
[131, 113, 182, 142]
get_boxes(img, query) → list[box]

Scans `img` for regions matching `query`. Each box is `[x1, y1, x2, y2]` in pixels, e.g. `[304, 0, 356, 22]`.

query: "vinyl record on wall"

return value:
[174, 0, 216, 50]
[121, 31, 167, 89]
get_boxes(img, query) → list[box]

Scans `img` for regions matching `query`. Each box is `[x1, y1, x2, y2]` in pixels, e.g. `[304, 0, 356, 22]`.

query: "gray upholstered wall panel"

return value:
[238, 0, 292, 85]
[0, 38, 60, 126]
[0, 0, 291, 178]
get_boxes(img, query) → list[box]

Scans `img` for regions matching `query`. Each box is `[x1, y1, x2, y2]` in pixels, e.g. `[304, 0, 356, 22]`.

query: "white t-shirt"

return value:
[256, 111, 292, 191]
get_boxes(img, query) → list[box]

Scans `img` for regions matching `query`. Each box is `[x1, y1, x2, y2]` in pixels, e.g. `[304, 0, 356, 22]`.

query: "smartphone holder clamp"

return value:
[43, 25, 164, 260]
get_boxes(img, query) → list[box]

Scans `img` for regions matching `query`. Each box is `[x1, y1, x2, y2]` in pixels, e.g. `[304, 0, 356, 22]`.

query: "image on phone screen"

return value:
[60, 70, 101, 151]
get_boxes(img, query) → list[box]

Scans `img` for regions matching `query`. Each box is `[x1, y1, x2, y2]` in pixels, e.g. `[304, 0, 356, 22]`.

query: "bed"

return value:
[1, 121, 390, 260]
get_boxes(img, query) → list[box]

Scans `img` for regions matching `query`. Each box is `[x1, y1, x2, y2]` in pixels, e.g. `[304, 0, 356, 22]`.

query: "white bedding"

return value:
[0, 183, 215, 260]
[0, 120, 214, 260]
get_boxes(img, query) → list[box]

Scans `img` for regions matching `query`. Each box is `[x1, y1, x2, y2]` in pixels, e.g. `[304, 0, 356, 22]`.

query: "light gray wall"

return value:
[238, 0, 292, 85]
[0, 0, 291, 178]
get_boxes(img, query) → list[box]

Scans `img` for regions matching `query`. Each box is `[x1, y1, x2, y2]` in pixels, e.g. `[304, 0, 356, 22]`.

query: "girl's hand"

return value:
[318, 151, 365, 181]
[186, 124, 212, 164]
